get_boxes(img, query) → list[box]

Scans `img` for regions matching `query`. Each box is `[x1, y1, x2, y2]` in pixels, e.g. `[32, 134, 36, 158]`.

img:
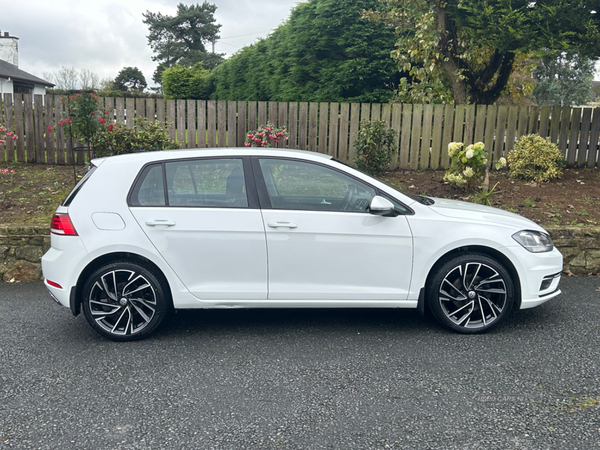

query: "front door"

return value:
[255, 157, 413, 300]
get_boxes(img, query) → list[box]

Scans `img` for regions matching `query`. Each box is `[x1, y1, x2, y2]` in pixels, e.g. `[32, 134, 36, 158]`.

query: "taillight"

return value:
[50, 213, 78, 236]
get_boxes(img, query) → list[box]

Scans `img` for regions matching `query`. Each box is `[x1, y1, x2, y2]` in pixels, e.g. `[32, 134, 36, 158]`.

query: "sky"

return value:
[1, 0, 300, 87]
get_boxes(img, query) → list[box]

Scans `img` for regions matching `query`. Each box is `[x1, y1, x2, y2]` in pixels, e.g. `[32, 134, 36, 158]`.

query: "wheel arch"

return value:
[421, 245, 522, 310]
[73, 252, 174, 315]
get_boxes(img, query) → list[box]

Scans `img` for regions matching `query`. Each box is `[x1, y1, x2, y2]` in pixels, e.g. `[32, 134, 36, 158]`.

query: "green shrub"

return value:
[507, 134, 563, 182]
[444, 142, 499, 190]
[93, 118, 177, 157]
[162, 63, 212, 99]
[353, 120, 397, 176]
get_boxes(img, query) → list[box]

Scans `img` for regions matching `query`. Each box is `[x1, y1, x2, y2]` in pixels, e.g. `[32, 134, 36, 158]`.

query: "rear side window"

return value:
[129, 164, 166, 207]
[62, 166, 97, 207]
[165, 159, 247, 207]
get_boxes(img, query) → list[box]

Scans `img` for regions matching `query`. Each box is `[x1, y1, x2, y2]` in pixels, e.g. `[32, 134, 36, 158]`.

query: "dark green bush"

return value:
[353, 120, 397, 176]
[93, 118, 177, 157]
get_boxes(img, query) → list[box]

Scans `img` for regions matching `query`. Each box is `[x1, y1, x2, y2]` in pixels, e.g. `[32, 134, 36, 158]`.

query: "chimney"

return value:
[0, 31, 19, 67]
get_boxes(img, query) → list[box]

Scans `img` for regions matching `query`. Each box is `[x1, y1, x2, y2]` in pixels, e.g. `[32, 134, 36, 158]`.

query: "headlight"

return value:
[512, 230, 554, 253]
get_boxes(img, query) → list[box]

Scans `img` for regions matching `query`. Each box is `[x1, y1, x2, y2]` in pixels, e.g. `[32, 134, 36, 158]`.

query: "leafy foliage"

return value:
[533, 53, 594, 106]
[162, 63, 212, 99]
[207, 0, 399, 103]
[113, 67, 147, 92]
[245, 122, 289, 147]
[364, 0, 600, 104]
[507, 134, 563, 183]
[353, 120, 397, 176]
[143, 2, 223, 84]
[93, 118, 177, 157]
[59, 93, 109, 146]
[444, 142, 489, 189]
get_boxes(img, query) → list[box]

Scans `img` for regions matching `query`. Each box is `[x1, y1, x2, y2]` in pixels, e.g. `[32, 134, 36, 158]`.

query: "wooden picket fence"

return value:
[2, 93, 600, 169]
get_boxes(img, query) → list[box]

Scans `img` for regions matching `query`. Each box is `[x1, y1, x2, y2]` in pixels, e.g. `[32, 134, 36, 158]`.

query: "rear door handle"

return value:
[267, 221, 298, 229]
[145, 220, 176, 227]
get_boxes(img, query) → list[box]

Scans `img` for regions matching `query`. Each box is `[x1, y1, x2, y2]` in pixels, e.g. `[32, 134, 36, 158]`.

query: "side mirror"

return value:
[369, 195, 396, 216]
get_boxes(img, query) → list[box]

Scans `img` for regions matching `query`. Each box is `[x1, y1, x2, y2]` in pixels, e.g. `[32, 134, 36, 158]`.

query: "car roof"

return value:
[92, 147, 333, 167]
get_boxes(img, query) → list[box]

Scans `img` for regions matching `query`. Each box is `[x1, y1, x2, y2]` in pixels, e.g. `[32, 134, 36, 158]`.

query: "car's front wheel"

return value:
[427, 253, 515, 333]
[81, 261, 170, 341]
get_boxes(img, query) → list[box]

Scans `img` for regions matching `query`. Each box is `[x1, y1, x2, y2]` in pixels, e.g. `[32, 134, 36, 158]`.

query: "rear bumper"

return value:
[41, 235, 89, 309]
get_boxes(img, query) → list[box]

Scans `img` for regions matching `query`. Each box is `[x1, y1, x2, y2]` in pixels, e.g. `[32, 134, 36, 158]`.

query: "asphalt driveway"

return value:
[0, 277, 599, 449]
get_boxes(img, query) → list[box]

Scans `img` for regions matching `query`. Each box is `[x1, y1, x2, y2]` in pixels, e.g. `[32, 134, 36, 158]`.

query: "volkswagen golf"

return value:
[42, 148, 562, 341]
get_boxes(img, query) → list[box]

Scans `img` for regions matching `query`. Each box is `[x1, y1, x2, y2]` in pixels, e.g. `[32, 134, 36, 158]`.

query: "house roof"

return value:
[0, 59, 54, 87]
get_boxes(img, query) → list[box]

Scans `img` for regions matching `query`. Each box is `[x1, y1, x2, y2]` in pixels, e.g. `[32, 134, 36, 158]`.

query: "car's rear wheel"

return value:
[428, 253, 515, 333]
[81, 261, 170, 341]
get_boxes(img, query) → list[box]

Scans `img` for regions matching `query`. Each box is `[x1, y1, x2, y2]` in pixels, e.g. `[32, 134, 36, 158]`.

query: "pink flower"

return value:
[12, 136, 17, 140]
[248, 134, 254, 138]
[1, 168, 7, 174]
[244, 142, 251, 147]
[99, 118, 106, 124]
[0, 140, 5, 145]
[5, 132, 12, 137]
[108, 123, 114, 131]
[47, 126, 52, 134]
[105, 110, 109, 114]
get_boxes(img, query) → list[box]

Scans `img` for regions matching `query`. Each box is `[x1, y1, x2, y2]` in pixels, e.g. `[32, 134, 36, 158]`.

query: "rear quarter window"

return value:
[129, 164, 166, 207]
[62, 166, 97, 207]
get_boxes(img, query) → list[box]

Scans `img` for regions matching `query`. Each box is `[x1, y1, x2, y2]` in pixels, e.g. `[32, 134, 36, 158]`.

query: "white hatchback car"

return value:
[42, 148, 562, 340]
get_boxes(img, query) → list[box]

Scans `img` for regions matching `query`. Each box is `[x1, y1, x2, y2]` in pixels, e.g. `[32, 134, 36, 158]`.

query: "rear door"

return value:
[129, 157, 268, 300]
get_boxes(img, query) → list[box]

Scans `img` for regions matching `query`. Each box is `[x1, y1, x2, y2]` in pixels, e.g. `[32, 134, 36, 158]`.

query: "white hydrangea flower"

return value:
[465, 148, 474, 159]
[463, 167, 474, 178]
[447, 142, 463, 157]
[497, 157, 507, 168]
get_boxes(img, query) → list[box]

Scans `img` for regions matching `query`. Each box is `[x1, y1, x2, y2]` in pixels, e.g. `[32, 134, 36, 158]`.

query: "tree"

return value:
[364, 0, 600, 104]
[532, 53, 594, 106]
[143, 2, 223, 84]
[208, 0, 400, 103]
[53, 66, 79, 90]
[79, 69, 100, 90]
[114, 67, 148, 92]
[162, 63, 211, 99]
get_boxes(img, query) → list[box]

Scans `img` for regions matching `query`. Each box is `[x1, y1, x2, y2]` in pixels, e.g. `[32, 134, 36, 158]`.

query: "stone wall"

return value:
[0, 225, 598, 282]
[0, 226, 50, 282]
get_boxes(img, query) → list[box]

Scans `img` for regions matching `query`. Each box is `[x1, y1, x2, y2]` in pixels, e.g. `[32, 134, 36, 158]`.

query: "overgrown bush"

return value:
[507, 134, 563, 182]
[353, 120, 397, 176]
[162, 63, 212, 99]
[93, 118, 177, 157]
[58, 93, 109, 146]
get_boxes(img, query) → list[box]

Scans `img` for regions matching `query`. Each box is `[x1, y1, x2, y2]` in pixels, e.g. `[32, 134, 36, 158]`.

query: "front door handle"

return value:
[267, 221, 298, 229]
[145, 220, 176, 227]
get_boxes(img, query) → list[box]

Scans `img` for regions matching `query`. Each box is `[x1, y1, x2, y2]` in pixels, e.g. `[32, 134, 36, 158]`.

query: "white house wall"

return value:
[0, 78, 13, 96]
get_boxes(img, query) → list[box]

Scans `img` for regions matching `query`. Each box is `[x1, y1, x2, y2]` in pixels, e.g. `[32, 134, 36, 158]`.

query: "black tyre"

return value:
[427, 253, 515, 333]
[81, 261, 170, 341]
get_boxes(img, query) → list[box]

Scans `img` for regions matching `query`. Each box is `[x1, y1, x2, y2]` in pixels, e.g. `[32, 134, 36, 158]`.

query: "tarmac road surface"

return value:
[0, 277, 599, 449]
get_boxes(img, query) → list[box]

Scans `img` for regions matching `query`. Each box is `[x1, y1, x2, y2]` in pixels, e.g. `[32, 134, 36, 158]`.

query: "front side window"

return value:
[166, 158, 247, 207]
[258, 158, 376, 212]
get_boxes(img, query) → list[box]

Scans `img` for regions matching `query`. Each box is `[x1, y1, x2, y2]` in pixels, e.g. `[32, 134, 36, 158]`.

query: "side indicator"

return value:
[50, 213, 78, 236]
